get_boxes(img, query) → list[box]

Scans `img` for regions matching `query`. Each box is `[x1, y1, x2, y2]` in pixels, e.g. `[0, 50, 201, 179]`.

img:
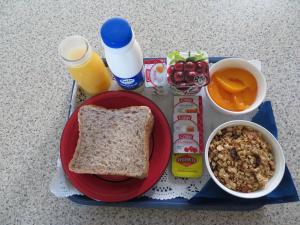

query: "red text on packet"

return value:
[178, 133, 194, 139]
[176, 154, 197, 167]
[177, 115, 192, 120]
[179, 98, 194, 103]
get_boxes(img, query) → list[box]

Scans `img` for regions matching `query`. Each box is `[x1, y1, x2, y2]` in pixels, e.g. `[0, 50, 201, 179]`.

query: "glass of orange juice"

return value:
[59, 35, 111, 96]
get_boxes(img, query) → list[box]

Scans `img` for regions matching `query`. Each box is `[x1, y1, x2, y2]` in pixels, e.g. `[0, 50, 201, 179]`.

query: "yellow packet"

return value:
[172, 154, 202, 178]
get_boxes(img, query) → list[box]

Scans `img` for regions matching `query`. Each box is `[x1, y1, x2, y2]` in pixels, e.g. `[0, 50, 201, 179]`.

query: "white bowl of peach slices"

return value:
[205, 58, 267, 115]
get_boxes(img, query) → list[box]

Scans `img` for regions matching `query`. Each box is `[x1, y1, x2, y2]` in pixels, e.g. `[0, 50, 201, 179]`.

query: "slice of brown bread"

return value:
[68, 105, 154, 179]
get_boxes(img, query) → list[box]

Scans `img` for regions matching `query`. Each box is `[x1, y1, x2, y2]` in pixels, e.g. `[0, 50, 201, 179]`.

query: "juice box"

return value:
[143, 58, 169, 95]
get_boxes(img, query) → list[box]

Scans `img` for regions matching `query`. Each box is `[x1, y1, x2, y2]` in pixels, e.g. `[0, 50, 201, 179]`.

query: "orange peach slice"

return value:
[233, 95, 249, 111]
[215, 76, 247, 93]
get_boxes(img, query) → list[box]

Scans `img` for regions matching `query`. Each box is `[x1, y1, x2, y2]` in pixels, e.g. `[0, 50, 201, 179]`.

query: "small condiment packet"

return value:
[173, 131, 201, 154]
[174, 113, 198, 133]
[174, 96, 201, 113]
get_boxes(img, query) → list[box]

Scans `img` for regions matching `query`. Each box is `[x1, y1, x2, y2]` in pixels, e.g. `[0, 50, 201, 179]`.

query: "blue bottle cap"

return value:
[100, 17, 133, 49]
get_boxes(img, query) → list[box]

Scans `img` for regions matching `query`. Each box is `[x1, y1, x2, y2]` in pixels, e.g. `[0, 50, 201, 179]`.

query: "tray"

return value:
[66, 57, 299, 210]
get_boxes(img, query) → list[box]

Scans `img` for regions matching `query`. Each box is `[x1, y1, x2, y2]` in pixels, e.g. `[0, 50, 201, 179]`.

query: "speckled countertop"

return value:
[1, 0, 299, 224]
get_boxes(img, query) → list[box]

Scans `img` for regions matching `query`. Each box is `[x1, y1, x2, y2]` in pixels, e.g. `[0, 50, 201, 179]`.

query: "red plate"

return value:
[60, 91, 171, 202]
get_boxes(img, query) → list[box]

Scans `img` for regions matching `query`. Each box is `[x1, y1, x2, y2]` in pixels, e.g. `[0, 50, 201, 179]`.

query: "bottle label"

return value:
[114, 69, 144, 90]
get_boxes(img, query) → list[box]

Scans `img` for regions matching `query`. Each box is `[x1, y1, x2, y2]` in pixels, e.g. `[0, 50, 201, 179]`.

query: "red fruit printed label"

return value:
[167, 51, 209, 95]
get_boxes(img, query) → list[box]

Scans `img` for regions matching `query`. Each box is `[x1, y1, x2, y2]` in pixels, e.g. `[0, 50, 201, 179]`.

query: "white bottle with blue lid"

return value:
[100, 18, 144, 90]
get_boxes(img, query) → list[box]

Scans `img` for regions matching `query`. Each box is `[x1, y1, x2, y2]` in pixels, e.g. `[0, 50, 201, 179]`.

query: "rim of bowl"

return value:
[205, 58, 267, 115]
[204, 120, 285, 199]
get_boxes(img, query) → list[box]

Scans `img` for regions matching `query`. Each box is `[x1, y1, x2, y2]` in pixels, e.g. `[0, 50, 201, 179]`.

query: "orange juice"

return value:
[59, 35, 111, 96]
[67, 48, 111, 96]
[208, 68, 257, 111]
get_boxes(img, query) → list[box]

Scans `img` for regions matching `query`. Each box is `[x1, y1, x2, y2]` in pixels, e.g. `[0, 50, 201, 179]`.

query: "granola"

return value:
[208, 126, 275, 193]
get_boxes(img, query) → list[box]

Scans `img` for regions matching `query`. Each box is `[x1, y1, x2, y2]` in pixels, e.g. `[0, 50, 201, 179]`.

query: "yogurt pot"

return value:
[167, 51, 210, 95]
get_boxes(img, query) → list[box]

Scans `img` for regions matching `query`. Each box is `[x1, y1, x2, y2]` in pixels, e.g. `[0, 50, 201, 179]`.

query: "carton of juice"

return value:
[143, 59, 169, 95]
[172, 96, 204, 178]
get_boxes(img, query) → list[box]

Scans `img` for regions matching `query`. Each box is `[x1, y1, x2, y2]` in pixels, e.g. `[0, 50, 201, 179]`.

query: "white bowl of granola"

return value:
[205, 120, 285, 199]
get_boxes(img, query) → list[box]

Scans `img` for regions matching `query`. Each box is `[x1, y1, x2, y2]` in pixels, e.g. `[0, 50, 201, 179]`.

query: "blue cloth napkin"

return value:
[189, 101, 299, 206]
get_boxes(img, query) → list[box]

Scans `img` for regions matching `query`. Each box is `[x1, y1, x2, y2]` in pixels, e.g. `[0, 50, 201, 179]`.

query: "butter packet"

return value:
[173, 113, 204, 154]
[173, 131, 200, 154]
[173, 113, 198, 135]
[174, 96, 201, 114]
